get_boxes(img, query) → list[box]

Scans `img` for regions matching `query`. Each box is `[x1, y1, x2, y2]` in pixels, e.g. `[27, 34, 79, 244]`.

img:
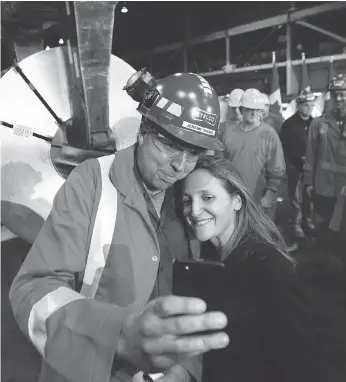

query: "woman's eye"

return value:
[182, 198, 190, 206]
[203, 195, 214, 202]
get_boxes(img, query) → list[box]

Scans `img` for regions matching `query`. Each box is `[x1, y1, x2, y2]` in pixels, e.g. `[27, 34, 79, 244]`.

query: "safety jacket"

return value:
[304, 114, 346, 232]
[222, 121, 286, 203]
[9, 146, 200, 382]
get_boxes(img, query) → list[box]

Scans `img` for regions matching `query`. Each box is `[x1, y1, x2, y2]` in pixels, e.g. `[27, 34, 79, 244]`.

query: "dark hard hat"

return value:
[138, 72, 224, 151]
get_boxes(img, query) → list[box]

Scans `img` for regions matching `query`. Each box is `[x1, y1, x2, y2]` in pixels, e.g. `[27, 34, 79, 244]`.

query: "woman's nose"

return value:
[191, 198, 203, 217]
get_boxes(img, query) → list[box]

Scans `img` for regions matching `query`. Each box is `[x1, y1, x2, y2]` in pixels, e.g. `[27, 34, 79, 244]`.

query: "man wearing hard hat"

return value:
[9, 70, 228, 382]
[227, 88, 244, 124]
[218, 88, 244, 143]
[304, 74, 346, 257]
[261, 93, 284, 134]
[223, 88, 286, 220]
[281, 91, 316, 239]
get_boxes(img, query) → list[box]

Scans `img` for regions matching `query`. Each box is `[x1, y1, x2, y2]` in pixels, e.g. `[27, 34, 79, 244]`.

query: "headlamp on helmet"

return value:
[329, 74, 346, 92]
[296, 91, 316, 103]
[123, 67, 158, 104]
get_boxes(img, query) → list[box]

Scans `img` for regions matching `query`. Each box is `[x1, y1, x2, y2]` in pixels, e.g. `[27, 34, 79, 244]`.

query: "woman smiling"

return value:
[180, 155, 325, 382]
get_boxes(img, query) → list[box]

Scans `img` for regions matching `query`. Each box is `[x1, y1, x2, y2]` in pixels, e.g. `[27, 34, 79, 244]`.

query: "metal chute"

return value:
[1, 47, 141, 243]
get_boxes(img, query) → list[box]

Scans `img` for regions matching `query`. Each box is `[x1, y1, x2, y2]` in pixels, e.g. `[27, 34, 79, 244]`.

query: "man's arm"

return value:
[279, 120, 296, 168]
[9, 160, 130, 382]
[265, 131, 286, 197]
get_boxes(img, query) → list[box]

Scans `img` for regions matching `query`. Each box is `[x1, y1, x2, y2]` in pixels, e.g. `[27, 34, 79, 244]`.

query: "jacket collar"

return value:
[109, 144, 138, 198]
[294, 111, 312, 124]
[108, 145, 160, 250]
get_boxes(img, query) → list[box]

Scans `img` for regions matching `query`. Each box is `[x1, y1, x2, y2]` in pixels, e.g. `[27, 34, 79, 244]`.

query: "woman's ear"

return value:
[233, 194, 242, 211]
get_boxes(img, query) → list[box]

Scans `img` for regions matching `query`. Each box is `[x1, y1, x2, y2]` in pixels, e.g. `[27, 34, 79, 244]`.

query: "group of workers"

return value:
[8, 69, 346, 382]
[219, 77, 346, 254]
[218, 88, 285, 220]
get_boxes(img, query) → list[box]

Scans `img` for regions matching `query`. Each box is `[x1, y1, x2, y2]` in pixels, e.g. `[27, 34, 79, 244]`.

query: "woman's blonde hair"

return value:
[188, 155, 293, 262]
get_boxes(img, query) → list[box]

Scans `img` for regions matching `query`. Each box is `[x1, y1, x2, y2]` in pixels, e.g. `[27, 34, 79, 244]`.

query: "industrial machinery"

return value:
[1, 2, 141, 242]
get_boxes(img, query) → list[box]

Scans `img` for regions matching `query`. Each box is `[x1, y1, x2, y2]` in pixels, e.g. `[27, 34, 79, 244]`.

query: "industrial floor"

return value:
[2, 189, 346, 382]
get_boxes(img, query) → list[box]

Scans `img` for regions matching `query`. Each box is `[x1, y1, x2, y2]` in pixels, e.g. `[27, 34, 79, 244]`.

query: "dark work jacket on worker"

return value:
[263, 112, 284, 135]
[280, 112, 313, 172]
[200, 236, 326, 382]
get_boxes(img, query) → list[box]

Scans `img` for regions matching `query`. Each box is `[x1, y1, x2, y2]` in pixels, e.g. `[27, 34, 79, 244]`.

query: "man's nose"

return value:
[171, 151, 187, 172]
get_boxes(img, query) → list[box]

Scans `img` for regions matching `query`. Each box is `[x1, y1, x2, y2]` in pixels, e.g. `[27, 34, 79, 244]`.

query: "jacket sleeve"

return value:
[265, 130, 286, 193]
[9, 161, 130, 382]
[304, 119, 320, 186]
[280, 121, 291, 164]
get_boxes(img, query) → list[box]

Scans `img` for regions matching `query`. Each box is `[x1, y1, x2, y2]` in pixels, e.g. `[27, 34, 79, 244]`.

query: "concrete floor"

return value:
[2, 192, 346, 382]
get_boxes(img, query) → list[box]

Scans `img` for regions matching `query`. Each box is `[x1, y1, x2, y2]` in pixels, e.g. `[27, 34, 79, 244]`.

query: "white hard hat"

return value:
[261, 93, 270, 106]
[240, 89, 265, 110]
[228, 88, 244, 107]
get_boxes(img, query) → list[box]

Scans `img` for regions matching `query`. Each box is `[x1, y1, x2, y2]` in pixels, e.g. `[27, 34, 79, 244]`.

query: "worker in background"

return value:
[280, 91, 316, 240]
[304, 74, 346, 258]
[218, 88, 244, 142]
[261, 93, 284, 134]
[223, 88, 286, 220]
[9, 72, 229, 382]
[227, 88, 244, 124]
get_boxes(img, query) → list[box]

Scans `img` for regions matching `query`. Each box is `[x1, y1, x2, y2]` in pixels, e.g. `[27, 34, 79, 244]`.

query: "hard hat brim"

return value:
[165, 125, 225, 151]
[146, 113, 224, 151]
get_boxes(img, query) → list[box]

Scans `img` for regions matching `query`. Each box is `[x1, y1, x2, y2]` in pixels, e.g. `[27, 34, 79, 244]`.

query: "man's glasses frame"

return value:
[145, 121, 205, 161]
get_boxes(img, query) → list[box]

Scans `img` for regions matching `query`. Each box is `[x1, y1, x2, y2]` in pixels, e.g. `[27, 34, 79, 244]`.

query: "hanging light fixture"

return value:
[121, 2, 128, 13]
[45, 46, 51, 51]
[59, 38, 64, 45]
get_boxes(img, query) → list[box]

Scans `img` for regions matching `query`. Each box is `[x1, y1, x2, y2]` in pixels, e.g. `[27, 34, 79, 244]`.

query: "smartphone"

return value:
[172, 258, 225, 313]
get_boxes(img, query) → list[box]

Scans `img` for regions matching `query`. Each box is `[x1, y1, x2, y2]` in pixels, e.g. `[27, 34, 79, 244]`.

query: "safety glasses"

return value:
[146, 121, 204, 161]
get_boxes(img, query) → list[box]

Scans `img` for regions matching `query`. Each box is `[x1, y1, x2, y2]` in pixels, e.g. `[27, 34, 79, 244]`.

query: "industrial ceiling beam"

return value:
[125, 2, 346, 60]
[295, 20, 346, 45]
[198, 53, 346, 77]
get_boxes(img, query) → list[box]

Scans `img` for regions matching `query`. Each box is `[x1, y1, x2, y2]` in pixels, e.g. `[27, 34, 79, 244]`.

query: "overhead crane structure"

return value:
[125, 2, 346, 95]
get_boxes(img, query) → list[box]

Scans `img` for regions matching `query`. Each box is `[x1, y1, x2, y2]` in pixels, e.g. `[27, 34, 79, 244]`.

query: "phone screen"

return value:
[172, 259, 225, 312]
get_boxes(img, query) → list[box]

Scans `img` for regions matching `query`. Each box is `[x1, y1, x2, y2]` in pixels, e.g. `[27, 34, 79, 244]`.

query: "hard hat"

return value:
[296, 90, 316, 103]
[329, 74, 346, 91]
[228, 89, 244, 107]
[137, 72, 224, 151]
[240, 89, 265, 110]
[261, 93, 270, 106]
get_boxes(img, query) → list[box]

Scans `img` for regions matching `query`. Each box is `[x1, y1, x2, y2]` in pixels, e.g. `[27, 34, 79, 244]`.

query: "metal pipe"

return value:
[199, 53, 346, 77]
[296, 20, 346, 45]
[183, 48, 188, 72]
[225, 36, 231, 66]
[286, 23, 292, 95]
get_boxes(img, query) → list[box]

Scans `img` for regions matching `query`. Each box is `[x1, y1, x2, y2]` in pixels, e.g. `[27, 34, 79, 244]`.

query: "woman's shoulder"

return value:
[234, 236, 296, 278]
